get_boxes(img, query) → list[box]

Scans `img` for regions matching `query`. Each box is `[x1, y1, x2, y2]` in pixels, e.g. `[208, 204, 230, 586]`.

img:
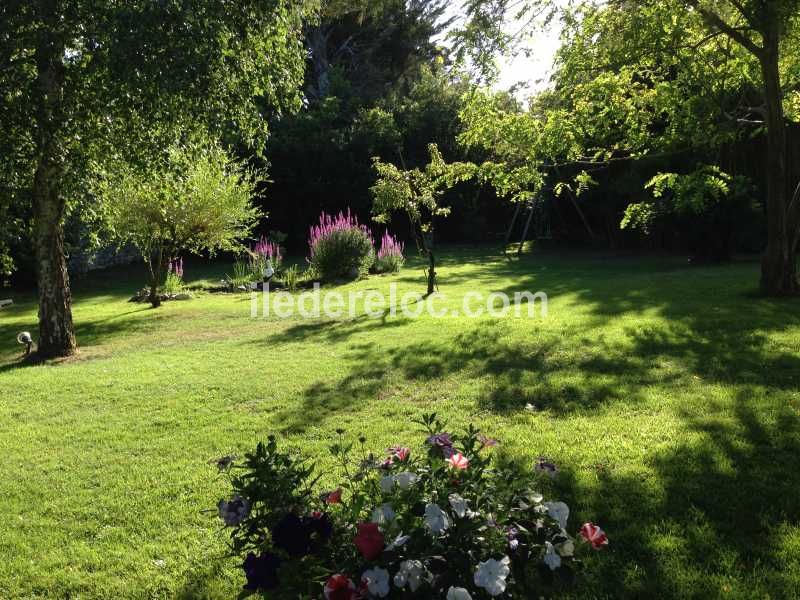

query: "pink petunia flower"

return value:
[447, 452, 469, 470]
[324, 574, 356, 600]
[579, 522, 608, 549]
[388, 446, 411, 462]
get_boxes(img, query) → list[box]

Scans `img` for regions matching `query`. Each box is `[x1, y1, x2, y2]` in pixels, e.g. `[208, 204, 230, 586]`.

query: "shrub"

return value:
[163, 258, 185, 295]
[373, 232, 405, 274]
[308, 210, 375, 280]
[213, 414, 607, 598]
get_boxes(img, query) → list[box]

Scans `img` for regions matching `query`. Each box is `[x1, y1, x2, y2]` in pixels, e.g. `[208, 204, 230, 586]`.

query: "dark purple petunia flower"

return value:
[271, 513, 312, 557]
[427, 433, 455, 458]
[242, 552, 281, 590]
[427, 433, 453, 448]
[534, 457, 559, 478]
[306, 511, 334, 542]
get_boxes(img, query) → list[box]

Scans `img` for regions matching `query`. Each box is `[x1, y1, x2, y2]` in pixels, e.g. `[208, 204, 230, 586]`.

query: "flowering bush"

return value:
[163, 258, 184, 295]
[308, 210, 375, 280]
[213, 414, 607, 598]
[373, 232, 405, 274]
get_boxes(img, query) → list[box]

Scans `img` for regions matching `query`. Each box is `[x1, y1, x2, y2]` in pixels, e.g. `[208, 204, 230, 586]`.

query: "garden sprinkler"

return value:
[17, 331, 33, 356]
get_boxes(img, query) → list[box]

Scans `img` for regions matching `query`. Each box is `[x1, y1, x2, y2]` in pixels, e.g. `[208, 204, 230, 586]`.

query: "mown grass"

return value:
[1, 247, 799, 599]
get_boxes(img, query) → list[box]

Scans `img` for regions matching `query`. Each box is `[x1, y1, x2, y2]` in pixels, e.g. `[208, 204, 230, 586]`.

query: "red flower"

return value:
[353, 522, 385, 560]
[447, 452, 469, 470]
[579, 522, 608, 549]
[324, 488, 343, 504]
[324, 574, 356, 600]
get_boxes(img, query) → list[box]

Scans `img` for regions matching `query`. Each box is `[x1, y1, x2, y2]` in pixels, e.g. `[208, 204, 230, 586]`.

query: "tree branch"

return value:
[685, 0, 763, 57]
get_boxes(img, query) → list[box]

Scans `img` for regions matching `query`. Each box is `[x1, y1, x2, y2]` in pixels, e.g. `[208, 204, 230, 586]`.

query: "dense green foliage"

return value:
[0, 0, 309, 278]
[456, 0, 800, 274]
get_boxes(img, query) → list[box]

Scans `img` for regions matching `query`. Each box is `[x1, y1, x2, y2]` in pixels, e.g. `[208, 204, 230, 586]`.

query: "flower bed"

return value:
[214, 414, 606, 598]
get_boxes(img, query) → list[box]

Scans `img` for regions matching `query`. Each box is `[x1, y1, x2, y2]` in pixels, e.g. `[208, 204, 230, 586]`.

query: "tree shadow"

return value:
[560, 393, 800, 597]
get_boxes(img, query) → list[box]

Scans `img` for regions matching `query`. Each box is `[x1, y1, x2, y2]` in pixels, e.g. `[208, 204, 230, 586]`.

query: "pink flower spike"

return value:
[447, 452, 469, 470]
[579, 522, 608, 549]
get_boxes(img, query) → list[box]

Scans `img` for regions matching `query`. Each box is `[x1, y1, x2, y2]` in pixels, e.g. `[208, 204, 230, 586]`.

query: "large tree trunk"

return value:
[759, 38, 798, 295]
[307, 26, 331, 102]
[32, 12, 77, 358]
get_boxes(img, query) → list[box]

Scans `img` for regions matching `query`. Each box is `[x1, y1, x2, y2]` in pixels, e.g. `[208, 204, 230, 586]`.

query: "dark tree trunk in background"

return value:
[32, 8, 77, 358]
[307, 26, 331, 101]
[426, 248, 435, 296]
[759, 36, 798, 295]
[148, 246, 168, 308]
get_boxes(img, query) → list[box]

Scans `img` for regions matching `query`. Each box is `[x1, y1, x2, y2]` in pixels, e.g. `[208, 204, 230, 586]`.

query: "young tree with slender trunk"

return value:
[98, 140, 261, 308]
[371, 145, 455, 295]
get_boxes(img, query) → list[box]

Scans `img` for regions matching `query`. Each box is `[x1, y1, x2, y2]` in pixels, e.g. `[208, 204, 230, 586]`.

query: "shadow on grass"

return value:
[555, 394, 800, 597]
[269, 306, 800, 432]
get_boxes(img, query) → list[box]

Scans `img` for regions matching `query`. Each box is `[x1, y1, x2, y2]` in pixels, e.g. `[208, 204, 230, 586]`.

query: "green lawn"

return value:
[1, 247, 799, 599]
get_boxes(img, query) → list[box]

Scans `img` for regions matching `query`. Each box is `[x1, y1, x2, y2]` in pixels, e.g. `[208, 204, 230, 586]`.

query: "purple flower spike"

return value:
[377, 231, 404, 260]
[307, 209, 374, 261]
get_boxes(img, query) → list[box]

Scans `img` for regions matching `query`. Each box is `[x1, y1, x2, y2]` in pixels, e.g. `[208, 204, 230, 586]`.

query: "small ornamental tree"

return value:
[371, 144, 461, 295]
[99, 139, 261, 307]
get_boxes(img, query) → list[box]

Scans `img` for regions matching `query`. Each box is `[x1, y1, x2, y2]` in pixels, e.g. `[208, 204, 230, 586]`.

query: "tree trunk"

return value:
[32, 11, 77, 358]
[307, 26, 330, 102]
[148, 246, 167, 308]
[759, 39, 798, 295]
[426, 248, 436, 296]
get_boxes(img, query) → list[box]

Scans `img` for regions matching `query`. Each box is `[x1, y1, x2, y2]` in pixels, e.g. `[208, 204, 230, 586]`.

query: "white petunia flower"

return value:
[393, 560, 425, 592]
[446, 586, 473, 600]
[362, 567, 390, 598]
[543, 541, 562, 571]
[385, 532, 410, 551]
[556, 531, 575, 557]
[423, 503, 450, 535]
[474, 556, 510, 596]
[379, 475, 395, 493]
[371, 503, 396, 526]
[544, 501, 570, 529]
[448, 494, 475, 519]
[395, 472, 419, 489]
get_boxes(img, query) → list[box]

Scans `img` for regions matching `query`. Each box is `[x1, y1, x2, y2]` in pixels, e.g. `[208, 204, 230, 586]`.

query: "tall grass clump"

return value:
[308, 209, 375, 280]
